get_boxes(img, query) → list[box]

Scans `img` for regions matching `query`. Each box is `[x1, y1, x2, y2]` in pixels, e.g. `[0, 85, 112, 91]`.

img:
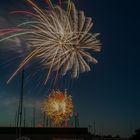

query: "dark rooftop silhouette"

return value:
[0, 127, 91, 140]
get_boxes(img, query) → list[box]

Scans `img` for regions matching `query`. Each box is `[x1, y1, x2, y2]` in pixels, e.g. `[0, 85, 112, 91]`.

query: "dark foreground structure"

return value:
[0, 127, 92, 140]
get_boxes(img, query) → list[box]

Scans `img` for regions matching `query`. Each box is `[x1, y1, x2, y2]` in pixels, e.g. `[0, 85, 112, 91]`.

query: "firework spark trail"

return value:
[67, 0, 72, 13]
[6, 47, 44, 83]
[0, 29, 30, 36]
[17, 21, 39, 27]
[0, 32, 32, 42]
[45, 48, 59, 84]
[46, 0, 54, 9]
[0, 0, 101, 84]
[10, 11, 37, 17]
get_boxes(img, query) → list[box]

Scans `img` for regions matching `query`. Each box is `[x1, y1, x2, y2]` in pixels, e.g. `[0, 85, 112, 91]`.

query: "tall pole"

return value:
[17, 69, 25, 128]
[74, 112, 79, 128]
[23, 108, 26, 127]
[74, 113, 77, 128]
[15, 111, 18, 127]
[19, 69, 25, 127]
[15, 69, 25, 138]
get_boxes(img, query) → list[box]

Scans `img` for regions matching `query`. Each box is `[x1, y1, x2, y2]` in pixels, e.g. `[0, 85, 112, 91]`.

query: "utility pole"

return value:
[23, 108, 26, 127]
[15, 111, 17, 127]
[74, 112, 79, 128]
[17, 69, 25, 128]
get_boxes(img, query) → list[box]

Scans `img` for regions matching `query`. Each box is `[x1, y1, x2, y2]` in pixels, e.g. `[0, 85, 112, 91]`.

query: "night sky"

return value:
[0, 0, 140, 137]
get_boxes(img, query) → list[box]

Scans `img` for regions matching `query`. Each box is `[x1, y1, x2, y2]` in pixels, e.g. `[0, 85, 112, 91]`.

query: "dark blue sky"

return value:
[0, 0, 140, 137]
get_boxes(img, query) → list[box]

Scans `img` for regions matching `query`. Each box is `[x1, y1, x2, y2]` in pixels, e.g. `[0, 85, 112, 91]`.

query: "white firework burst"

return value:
[1, 0, 101, 83]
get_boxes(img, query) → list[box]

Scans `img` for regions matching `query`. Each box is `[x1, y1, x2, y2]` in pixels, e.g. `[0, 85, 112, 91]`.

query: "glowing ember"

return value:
[41, 90, 73, 125]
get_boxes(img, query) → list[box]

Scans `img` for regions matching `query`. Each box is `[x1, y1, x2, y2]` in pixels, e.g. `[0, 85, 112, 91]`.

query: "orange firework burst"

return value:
[41, 90, 73, 125]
